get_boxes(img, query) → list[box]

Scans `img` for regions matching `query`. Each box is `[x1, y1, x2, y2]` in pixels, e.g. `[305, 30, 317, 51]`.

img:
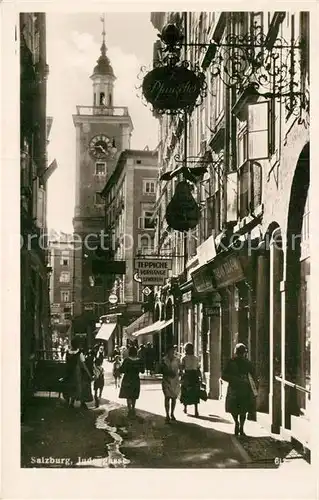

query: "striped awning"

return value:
[132, 318, 173, 338]
[124, 312, 152, 337]
[95, 322, 117, 341]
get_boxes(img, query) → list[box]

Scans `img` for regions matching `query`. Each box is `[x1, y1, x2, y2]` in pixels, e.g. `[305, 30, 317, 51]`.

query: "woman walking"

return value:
[221, 343, 257, 436]
[160, 345, 181, 423]
[63, 338, 93, 409]
[119, 345, 145, 417]
[180, 342, 202, 417]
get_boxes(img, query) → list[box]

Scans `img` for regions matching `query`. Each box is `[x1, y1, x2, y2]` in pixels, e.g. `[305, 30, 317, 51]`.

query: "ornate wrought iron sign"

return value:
[138, 23, 207, 115]
[207, 21, 308, 116]
[142, 64, 205, 114]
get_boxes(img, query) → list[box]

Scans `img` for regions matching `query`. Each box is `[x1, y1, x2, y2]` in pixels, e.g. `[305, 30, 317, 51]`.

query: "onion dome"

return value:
[93, 40, 115, 77]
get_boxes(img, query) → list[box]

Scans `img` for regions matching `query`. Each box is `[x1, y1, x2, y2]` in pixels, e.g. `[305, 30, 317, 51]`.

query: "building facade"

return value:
[48, 234, 75, 342]
[72, 30, 133, 341]
[20, 13, 56, 408]
[100, 149, 158, 344]
[150, 11, 310, 450]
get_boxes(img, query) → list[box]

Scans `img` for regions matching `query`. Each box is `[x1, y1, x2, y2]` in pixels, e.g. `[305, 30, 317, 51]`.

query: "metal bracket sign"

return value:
[134, 258, 172, 286]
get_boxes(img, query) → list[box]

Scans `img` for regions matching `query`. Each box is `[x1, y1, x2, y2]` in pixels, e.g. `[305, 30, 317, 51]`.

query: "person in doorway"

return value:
[119, 346, 145, 417]
[221, 343, 257, 436]
[112, 355, 122, 388]
[160, 345, 181, 423]
[180, 342, 202, 417]
[63, 338, 93, 409]
[93, 356, 105, 408]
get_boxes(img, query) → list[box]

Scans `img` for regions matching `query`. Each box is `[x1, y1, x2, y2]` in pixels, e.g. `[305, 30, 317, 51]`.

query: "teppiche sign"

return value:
[134, 258, 172, 285]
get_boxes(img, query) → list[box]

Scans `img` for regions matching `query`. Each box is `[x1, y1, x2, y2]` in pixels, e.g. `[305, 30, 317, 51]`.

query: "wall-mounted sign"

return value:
[134, 258, 172, 286]
[142, 65, 204, 114]
[182, 290, 192, 303]
[191, 264, 215, 294]
[108, 293, 118, 305]
[84, 304, 94, 311]
[211, 254, 245, 288]
[142, 287, 152, 296]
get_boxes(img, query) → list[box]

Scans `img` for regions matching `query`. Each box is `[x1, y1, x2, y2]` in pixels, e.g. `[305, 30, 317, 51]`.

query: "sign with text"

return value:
[134, 258, 172, 285]
[211, 254, 245, 289]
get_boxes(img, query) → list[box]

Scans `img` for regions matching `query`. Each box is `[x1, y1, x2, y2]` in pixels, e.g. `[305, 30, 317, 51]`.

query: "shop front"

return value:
[191, 264, 221, 398]
[207, 243, 257, 399]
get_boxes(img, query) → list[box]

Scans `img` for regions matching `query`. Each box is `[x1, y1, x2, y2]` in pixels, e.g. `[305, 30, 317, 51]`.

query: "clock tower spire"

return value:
[90, 14, 116, 109]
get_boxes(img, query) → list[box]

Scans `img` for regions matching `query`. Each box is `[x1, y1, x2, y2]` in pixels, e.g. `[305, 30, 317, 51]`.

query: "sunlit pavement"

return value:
[20, 361, 310, 470]
[100, 361, 310, 469]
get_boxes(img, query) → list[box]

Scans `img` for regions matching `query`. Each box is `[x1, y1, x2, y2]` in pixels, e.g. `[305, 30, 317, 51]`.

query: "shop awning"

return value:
[132, 318, 173, 338]
[124, 312, 152, 337]
[95, 322, 117, 341]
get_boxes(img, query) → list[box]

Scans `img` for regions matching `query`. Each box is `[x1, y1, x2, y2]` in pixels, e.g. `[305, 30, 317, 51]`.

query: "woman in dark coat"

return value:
[221, 343, 257, 436]
[119, 346, 145, 417]
[64, 338, 93, 409]
[180, 342, 202, 417]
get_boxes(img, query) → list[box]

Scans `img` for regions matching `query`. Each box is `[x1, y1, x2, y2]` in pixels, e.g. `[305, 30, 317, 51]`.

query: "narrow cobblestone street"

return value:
[21, 361, 309, 470]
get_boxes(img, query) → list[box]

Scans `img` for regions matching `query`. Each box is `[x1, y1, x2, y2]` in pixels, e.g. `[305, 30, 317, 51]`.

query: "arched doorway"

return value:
[285, 142, 310, 428]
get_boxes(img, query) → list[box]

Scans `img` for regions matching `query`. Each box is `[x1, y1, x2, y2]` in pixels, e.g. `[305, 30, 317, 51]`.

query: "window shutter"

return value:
[37, 187, 45, 228]
[226, 172, 238, 222]
[247, 101, 269, 160]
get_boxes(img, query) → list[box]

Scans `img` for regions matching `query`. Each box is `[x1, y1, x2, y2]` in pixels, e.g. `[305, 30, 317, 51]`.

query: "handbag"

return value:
[248, 372, 258, 397]
[199, 383, 208, 402]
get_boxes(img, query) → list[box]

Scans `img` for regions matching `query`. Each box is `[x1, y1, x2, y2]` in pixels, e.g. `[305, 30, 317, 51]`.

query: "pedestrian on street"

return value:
[180, 342, 202, 417]
[160, 345, 181, 423]
[221, 343, 257, 436]
[119, 345, 145, 417]
[112, 344, 120, 362]
[93, 356, 105, 408]
[95, 344, 105, 365]
[63, 338, 93, 409]
[112, 355, 121, 388]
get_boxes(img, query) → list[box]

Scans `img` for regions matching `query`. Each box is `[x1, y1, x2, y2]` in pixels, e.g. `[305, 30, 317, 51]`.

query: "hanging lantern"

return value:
[165, 180, 201, 231]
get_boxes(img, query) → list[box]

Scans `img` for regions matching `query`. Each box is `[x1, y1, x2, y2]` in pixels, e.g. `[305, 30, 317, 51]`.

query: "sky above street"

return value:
[46, 12, 159, 233]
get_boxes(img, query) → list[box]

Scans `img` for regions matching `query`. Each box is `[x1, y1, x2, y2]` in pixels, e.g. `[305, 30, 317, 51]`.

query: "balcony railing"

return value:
[76, 106, 129, 117]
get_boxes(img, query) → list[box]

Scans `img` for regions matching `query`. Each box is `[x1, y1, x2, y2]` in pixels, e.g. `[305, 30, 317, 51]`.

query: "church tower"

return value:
[72, 16, 133, 333]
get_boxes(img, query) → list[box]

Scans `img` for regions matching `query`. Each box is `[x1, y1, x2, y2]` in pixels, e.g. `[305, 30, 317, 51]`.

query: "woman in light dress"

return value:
[160, 345, 181, 423]
[180, 342, 202, 417]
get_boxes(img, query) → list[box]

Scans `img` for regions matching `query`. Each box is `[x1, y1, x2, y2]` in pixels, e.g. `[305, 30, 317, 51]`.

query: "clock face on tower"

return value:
[89, 134, 111, 159]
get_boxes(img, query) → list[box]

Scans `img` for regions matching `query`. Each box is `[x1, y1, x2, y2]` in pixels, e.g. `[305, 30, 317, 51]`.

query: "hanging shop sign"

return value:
[134, 258, 172, 286]
[166, 181, 201, 231]
[141, 65, 206, 115]
[191, 264, 215, 295]
[211, 253, 245, 289]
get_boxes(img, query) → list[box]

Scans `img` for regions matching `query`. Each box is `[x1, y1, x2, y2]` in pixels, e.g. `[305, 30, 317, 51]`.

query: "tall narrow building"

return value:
[72, 21, 133, 341]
